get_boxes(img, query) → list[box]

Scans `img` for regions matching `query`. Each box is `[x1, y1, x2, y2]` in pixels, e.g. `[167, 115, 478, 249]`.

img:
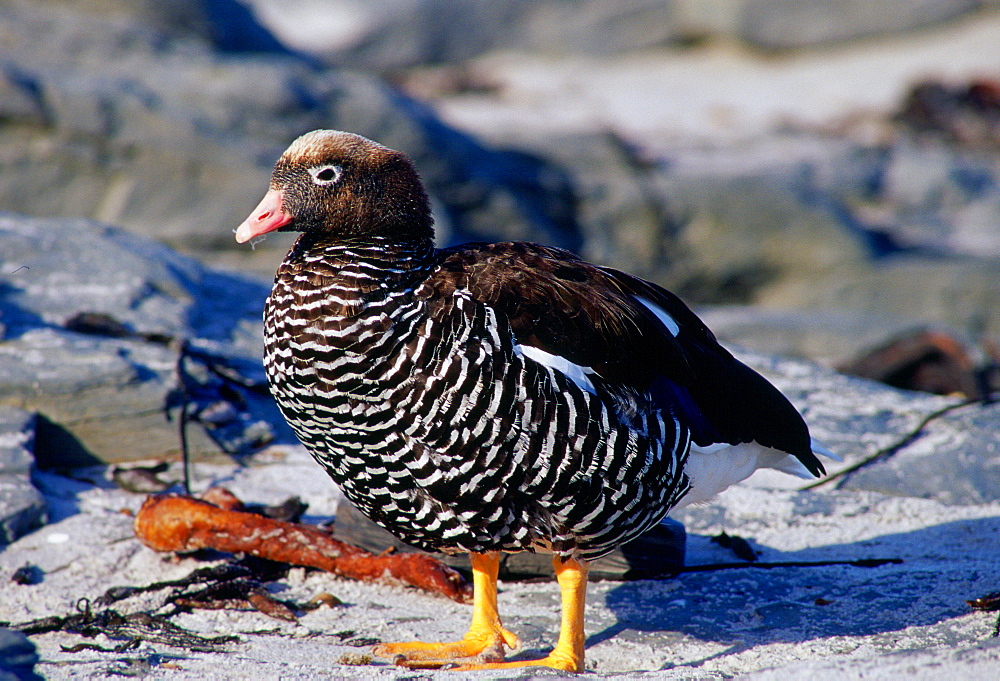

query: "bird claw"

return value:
[399, 646, 584, 673]
[377, 638, 512, 669]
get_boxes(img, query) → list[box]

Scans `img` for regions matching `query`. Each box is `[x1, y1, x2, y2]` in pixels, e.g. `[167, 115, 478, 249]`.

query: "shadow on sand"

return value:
[587, 516, 1000, 663]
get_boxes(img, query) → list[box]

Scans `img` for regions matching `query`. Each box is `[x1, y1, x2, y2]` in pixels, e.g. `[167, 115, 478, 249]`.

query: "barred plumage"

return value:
[263, 237, 691, 560]
[236, 130, 829, 672]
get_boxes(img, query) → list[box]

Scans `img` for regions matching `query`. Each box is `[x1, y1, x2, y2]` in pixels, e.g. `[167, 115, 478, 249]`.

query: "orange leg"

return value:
[372, 551, 520, 666]
[455, 555, 588, 672]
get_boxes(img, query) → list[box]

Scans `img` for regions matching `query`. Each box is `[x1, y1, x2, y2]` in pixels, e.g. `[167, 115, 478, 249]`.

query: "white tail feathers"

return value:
[675, 439, 839, 508]
[811, 438, 842, 463]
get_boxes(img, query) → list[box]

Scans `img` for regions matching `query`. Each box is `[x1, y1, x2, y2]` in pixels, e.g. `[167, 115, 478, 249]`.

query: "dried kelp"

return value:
[967, 590, 1000, 637]
[13, 599, 237, 653]
[134, 492, 472, 603]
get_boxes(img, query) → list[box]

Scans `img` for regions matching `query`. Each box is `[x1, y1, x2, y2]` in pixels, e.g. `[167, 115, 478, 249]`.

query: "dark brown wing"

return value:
[432, 242, 824, 476]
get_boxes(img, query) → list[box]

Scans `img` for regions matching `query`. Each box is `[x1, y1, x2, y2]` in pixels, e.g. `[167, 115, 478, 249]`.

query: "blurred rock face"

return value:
[243, 0, 985, 71]
[0, 408, 45, 546]
[0, 0, 579, 277]
[1, 0, 1000, 368]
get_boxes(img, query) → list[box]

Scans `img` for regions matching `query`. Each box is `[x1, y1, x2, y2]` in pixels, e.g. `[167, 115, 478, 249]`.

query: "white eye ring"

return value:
[309, 164, 342, 186]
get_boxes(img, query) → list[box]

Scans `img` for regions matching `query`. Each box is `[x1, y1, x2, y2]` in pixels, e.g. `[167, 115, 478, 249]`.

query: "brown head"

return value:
[235, 130, 434, 246]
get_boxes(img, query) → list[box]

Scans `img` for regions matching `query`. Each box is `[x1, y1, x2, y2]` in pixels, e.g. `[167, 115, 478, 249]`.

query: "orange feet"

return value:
[373, 552, 520, 667]
[372, 553, 589, 673]
[452, 555, 587, 672]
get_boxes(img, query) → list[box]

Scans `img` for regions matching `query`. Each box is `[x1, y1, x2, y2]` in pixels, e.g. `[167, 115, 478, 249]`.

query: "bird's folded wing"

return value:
[431, 242, 824, 477]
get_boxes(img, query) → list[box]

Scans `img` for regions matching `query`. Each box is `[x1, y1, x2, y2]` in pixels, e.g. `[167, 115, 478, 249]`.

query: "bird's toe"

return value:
[374, 631, 518, 667]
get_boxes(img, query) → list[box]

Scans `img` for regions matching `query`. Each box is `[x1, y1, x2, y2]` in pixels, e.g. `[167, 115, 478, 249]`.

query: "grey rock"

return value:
[0, 407, 45, 546]
[0, 408, 35, 476]
[736, 0, 982, 50]
[698, 305, 927, 367]
[0, 628, 41, 681]
[0, 213, 289, 466]
[519, 131, 1000, 354]
[862, 138, 1000, 259]
[247, 0, 988, 70]
[0, 0, 577, 280]
[739, 348, 1000, 505]
[0, 214, 201, 341]
[249, 0, 687, 71]
[837, 397, 1000, 505]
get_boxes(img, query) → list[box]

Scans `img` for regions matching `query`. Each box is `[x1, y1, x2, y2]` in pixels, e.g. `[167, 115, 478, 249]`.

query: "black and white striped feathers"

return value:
[239, 130, 827, 562]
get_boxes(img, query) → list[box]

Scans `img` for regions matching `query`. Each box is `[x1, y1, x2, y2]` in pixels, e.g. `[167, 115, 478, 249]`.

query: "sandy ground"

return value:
[2, 441, 998, 680]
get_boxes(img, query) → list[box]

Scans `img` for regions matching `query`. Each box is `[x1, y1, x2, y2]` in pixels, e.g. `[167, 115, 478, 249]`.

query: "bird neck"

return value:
[283, 232, 437, 292]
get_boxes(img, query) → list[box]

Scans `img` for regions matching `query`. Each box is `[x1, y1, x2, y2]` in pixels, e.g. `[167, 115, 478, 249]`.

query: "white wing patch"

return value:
[634, 295, 680, 336]
[516, 344, 597, 395]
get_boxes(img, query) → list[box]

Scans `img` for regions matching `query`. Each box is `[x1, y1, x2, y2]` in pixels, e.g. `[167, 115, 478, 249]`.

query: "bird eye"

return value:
[309, 165, 342, 186]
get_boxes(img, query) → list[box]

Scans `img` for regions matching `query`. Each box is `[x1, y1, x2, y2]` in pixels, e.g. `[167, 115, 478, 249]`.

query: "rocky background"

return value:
[2, 1, 1000, 678]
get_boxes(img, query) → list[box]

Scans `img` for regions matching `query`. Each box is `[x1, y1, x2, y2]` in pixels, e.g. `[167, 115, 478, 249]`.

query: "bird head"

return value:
[235, 130, 434, 246]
